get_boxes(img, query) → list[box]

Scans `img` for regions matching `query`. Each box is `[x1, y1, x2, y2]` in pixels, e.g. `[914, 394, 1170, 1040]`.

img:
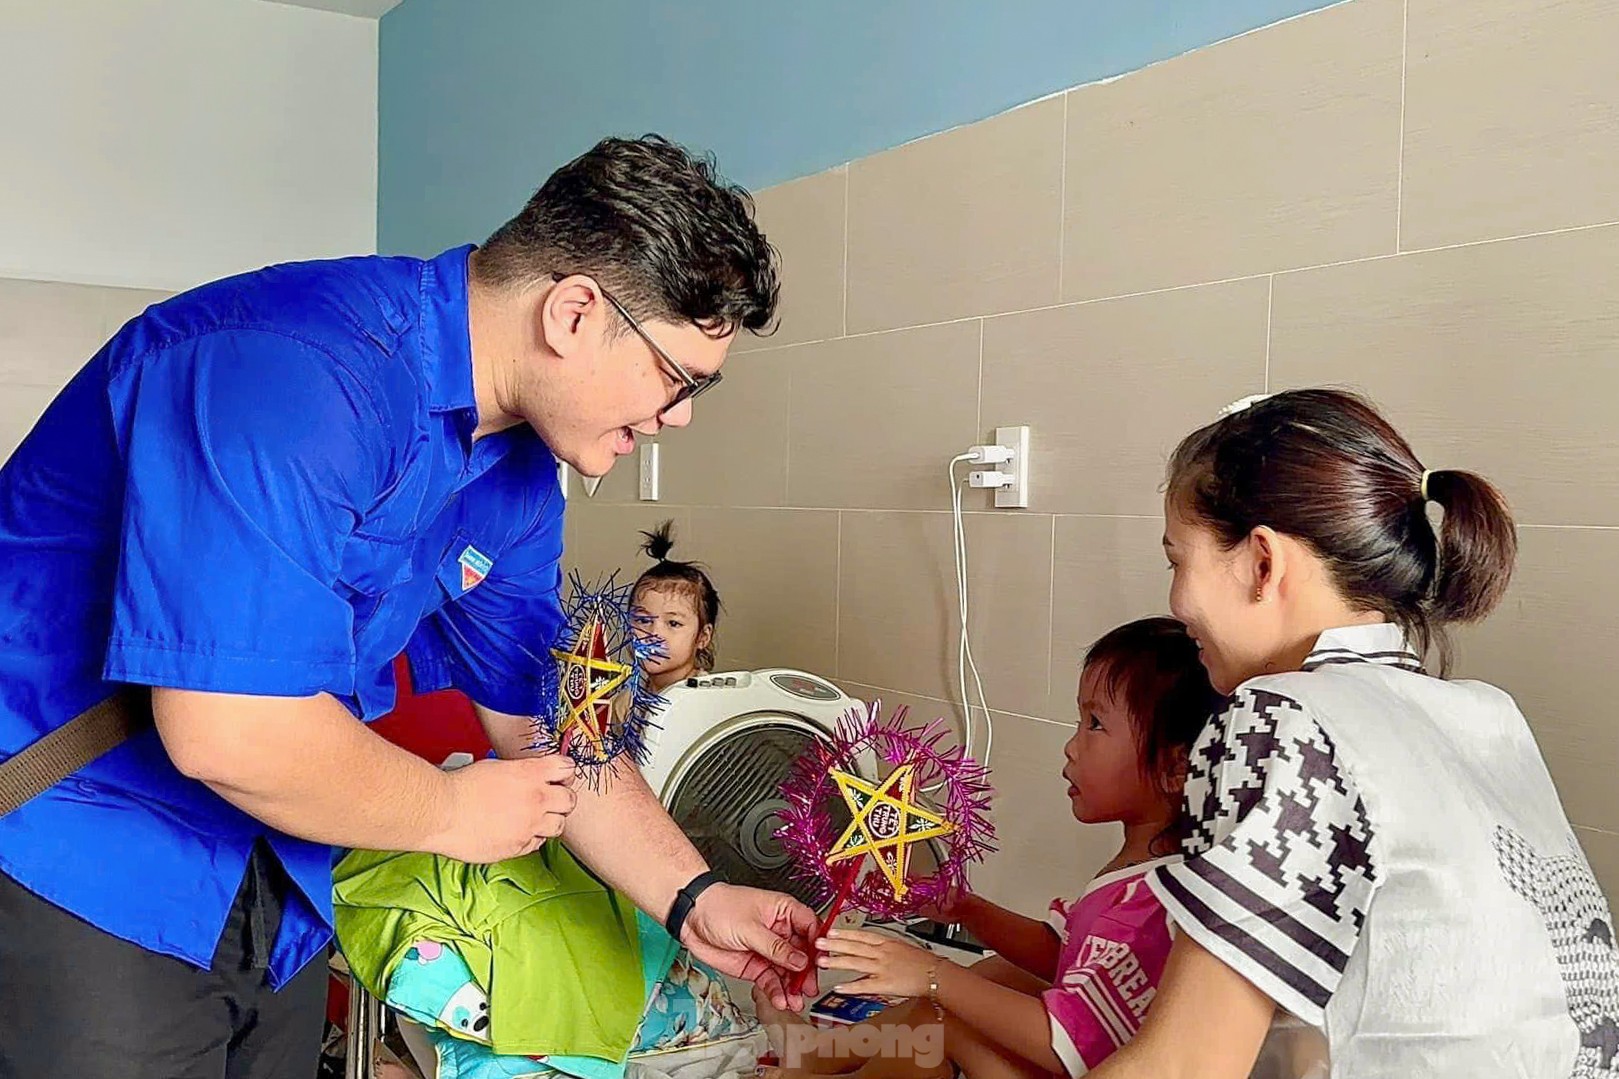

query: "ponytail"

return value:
[1423, 468, 1517, 624]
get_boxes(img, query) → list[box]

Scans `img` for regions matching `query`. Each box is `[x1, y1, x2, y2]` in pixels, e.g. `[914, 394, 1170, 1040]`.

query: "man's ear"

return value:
[539, 275, 607, 360]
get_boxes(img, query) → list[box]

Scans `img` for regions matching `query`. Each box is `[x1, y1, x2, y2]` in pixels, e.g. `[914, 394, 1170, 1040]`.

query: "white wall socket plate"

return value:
[994, 425, 1030, 509]
[639, 441, 660, 501]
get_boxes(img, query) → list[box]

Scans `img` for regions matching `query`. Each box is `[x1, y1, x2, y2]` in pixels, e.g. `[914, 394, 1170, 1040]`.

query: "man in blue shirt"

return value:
[0, 136, 818, 1078]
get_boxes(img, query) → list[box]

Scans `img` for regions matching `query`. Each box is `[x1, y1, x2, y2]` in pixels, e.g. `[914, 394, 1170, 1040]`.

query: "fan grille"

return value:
[666, 719, 851, 909]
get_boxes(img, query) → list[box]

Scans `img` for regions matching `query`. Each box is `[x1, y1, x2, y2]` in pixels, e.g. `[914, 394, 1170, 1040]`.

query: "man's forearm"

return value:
[476, 703, 708, 922]
[562, 760, 708, 923]
[156, 687, 455, 853]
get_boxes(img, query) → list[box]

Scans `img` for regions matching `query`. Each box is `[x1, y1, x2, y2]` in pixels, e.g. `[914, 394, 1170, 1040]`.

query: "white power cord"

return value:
[948, 453, 997, 768]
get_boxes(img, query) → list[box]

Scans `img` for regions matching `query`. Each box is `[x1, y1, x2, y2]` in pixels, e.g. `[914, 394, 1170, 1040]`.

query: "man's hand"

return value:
[431, 754, 580, 863]
[479, 701, 820, 1009]
[681, 884, 820, 1011]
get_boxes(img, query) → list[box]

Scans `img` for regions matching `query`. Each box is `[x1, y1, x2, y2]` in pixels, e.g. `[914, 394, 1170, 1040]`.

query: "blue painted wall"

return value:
[378, 0, 1340, 256]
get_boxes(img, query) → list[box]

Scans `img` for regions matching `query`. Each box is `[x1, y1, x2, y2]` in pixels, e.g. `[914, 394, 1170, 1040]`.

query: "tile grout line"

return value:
[578, 505, 1619, 533]
[1264, 275, 1274, 392]
[1057, 91, 1069, 301]
[782, 354, 793, 505]
[1519, 524, 1619, 533]
[578, 503, 1169, 519]
[1396, 0, 1409, 253]
[976, 319, 985, 436]
[840, 166, 851, 336]
[832, 510, 843, 680]
[731, 217, 1619, 359]
[842, 679, 1068, 728]
[1045, 514, 1057, 715]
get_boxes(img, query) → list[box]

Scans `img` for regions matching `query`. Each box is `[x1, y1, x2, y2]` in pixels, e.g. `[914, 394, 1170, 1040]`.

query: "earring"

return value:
[1254, 587, 1264, 603]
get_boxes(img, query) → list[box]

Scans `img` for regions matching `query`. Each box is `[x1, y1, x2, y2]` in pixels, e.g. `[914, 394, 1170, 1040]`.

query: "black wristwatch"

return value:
[664, 870, 724, 941]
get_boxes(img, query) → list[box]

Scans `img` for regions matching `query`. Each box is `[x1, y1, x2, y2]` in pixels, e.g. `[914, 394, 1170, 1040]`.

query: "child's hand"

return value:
[816, 928, 940, 999]
[915, 884, 973, 924]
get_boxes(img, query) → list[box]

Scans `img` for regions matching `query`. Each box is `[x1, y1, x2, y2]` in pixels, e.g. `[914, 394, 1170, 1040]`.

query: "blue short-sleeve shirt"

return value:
[0, 246, 566, 986]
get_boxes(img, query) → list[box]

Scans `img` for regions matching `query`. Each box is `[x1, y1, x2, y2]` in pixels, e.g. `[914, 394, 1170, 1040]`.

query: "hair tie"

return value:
[1419, 469, 1434, 502]
[1217, 393, 1273, 419]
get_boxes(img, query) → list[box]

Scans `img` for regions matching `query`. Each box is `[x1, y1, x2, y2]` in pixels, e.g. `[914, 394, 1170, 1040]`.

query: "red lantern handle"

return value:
[790, 860, 860, 996]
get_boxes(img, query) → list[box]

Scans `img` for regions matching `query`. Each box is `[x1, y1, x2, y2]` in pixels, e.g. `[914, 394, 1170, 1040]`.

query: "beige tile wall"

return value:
[0, 277, 169, 459]
[563, 0, 1619, 916]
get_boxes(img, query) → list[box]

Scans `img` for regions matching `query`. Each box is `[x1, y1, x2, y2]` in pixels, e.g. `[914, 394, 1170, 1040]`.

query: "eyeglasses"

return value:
[552, 272, 722, 415]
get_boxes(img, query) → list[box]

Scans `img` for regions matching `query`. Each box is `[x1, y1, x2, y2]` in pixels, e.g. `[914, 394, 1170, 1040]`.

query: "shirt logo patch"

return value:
[458, 546, 493, 592]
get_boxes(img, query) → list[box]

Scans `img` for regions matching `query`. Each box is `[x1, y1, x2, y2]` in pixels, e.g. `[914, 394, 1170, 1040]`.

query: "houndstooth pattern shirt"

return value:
[1147, 624, 1619, 1078]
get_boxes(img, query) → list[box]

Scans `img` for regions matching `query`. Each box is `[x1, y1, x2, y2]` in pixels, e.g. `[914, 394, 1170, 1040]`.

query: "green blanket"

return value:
[333, 842, 646, 1060]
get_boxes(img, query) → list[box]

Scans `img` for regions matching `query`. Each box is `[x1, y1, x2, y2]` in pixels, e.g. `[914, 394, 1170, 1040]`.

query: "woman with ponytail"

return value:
[630, 521, 722, 692]
[1087, 389, 1612, 1078]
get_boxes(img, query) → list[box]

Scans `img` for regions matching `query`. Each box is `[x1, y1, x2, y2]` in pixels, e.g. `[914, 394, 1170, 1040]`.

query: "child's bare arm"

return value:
[935, 961, 1064, 1072]
[946, 894, 1062, 980]
[817, 929, 1064, 1074]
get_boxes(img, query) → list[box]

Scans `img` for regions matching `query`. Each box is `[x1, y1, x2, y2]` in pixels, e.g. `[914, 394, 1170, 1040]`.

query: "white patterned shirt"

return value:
[1147, 623, 1619, 1078]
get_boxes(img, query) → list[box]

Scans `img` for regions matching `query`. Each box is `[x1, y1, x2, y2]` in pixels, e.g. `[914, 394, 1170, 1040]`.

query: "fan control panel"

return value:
[683, 672, 753, 689]
[678, 671, 842, 702]
[767, 672, 841, 701]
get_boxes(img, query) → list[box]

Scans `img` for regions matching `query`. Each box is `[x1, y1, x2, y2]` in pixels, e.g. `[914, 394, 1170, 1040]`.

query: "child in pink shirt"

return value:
[1041, 858, 1177, 1074]
[757, 617, 1223, 1079]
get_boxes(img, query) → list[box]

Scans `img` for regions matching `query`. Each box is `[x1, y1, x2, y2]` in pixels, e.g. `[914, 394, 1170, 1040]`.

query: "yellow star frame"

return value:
[549, 614, 630, 756]
[824, 763, 955, 899]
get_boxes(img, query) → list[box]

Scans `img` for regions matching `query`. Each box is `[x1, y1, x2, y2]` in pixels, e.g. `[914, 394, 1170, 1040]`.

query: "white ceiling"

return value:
[257, 0, 403, 18]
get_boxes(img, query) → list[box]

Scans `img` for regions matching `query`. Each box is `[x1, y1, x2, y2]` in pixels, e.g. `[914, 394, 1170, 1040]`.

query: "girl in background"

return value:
[631, 521, 722, 692]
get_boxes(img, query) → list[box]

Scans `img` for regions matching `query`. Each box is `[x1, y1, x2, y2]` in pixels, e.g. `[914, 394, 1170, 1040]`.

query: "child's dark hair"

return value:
[1166, 388, 1517, 674]
[1083, 617, 1224, 855]
[633, 521, 721, 670]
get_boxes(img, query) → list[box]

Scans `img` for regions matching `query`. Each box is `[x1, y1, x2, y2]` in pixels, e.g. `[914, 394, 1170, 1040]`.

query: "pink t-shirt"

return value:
[1043, 857, 1177, 1077]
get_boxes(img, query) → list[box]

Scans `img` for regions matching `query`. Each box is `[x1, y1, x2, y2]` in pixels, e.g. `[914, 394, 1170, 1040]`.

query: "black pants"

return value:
[0, 844, 327, 1079]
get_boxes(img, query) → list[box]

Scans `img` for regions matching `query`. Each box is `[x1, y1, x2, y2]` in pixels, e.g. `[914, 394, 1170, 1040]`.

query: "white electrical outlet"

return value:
[993, 425, 1030, 509]
[639, 442, 660, 501]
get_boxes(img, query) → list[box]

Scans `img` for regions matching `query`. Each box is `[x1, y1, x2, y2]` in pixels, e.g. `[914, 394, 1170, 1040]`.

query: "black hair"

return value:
[476, 135, 779, 340]
[1167, 388, 1517, 673]
[1082, 617, 1225, 856]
